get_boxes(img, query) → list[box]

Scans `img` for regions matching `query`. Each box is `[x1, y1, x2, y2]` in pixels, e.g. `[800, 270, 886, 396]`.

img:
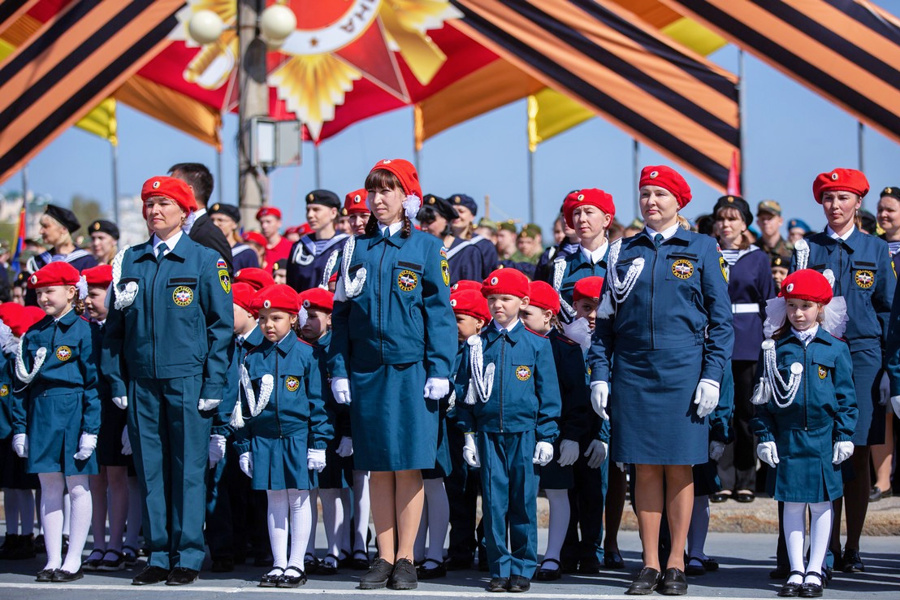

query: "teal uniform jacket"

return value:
[548, 246, 608, 321]
[12, 310, 100, 475]
[752, 329, 858, 503]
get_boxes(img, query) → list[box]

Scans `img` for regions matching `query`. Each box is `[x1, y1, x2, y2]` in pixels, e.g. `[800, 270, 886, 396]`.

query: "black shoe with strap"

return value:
[604, 549, 625, 569]
[350, 549, 371, 570]
[535, 558, 561, 581]
[799, 572, 824, 597]
[417, 558, 447, 579]
[318, 554, 339, 576]
[842, 548, 864, 573]
[259, 567, 284, 588]
[51, 568, 83, 582]
[277, 566, 307, 588]
[778, 571, 805, 597]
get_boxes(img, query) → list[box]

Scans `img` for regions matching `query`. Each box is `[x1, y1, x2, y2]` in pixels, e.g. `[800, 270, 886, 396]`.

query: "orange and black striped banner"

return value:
[0, 0, 185, 184]
[451, 0, 740, 189]
[0, 0, 41, 37]
[663, 0, 900, 144]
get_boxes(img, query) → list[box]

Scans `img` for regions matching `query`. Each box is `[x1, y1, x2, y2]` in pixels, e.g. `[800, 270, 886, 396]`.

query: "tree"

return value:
[70, 194, 105, 234]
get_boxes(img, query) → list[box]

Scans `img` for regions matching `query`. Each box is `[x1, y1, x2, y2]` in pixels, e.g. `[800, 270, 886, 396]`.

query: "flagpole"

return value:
[857, 121, 865, 172]
[632, 139, 640, 220]
[738, 49, 746, 197]
[21, 165, 28, 206]
[314, 143, 321, 189]
[216, 148, 224, 205]
[527, 147, 535, 224]
[111, 143, 120, 225]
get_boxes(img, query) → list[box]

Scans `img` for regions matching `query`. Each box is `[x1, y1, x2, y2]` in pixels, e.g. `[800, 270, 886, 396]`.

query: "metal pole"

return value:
[21, 165, 28, 205]
[237, 0, 269, 226]
[632, 139, 640, 220]
[527, 148, 535, 223]
[858, 121, 865, 173]
[314, 143, 321, 189]
[216, 148, 224, 204]
[738, 49, 746, 197]
[111, 144, 120, 225]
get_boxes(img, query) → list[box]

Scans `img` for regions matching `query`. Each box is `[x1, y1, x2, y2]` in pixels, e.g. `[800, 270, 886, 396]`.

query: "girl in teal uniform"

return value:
[752, 269, 857, 598]
[11, 262, 100, 582]
[329, 159, 456, 591]
[233, 284, 332, 588]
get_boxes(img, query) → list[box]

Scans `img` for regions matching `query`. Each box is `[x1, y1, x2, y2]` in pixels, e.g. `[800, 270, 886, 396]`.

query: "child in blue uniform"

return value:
[456, 268, 562, 593]
[752, 269, 858, 598]
[232, 284, 332, 588]
[11, 262, 100, 582]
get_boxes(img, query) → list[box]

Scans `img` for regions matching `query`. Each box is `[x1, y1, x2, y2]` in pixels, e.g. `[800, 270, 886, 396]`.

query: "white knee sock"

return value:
[4, 489, 20, 534]
[783, 502, 807, 584]
[288, 489, 312, 570]
[806, 501, 832, 583]
[62, 490, 71, 537]
[124, 476, 142, 550]
[543, 489, 570, 565]
[352, 471, 370, 553]
[424, 478, 449, 563]
[319, 488, 344, 565]
[61, 476, 92, 573]
[38, 473, 66, 570]
[305, 488, 318, 558]
[687, 495, 710, 560]
[267, 490, 290, 570]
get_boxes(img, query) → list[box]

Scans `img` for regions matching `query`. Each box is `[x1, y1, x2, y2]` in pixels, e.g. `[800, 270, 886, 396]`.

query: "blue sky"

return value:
[3, 0, 900, 237]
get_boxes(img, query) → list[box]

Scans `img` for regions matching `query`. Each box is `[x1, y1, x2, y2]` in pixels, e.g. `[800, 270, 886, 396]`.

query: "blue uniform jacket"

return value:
[216, 326, 264, 437]
[102, 235, 234, 399]
[446, 235, 499, 284]
[310, 331, 351, 439]
[232, 244, 259, 271]
[548, 329, 591, 442]
[286, 234, 348, 293]
[234, 334, 331, 450]
[534, 241, 579, 284]
[455, 322, 561, 442]
[548, 246, 609, 311]
[329, 228, 456, 379]
[589, 228, 734, 384]
[793, 229, 895, 356]
[727, 248, 776, 362]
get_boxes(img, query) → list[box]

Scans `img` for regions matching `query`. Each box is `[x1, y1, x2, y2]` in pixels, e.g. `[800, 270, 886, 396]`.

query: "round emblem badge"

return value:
[515, 366, 532, 381]
[0, 384, 8, 397]
[671, 259, 694, 280]
[577, 193, 584, 201]
[831, 172, 839, 180]
[56, 346, 72, 361]
[173, 286, 194, 306]
[303, 299, 311, 308]
[353, 194, 362, 203]
[398, 270, 418, 292]
[785, 283, 794, 293]
[263, 299, 272, 309]
[152, 180, 160, 189]
[490, 276, 499, 285]
[30, 275, 37, 284]
[818, 365, 827, 380]
[855, 270, 874, 289]
[450, 299, 457, 307]
[649, 170, 659, 178]
[286, 376, 300, 392]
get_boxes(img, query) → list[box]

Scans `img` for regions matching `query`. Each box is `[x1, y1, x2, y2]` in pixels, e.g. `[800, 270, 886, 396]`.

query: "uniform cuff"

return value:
[109, 381, 127, 399]
[200, 383, 223, 400]
[833, 433, 852, 443]
[311, 440, 328, 450]
[233, 440, 250, 455]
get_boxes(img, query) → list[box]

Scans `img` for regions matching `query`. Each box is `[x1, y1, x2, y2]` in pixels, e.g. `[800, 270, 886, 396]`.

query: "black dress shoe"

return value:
[487, 577, 509, 592]
[535, 558, 561, 581]
[166, 567, 199, 586]
[508, 575, 531, 593]
[350, 550, 371, 570]
[778, 571, 806, 597]
[710, 491, 731, 503]
[702, 557, 719, 572]
[625, 567, 661, 595]
[604, 550, 625, 569]
[132, 565, 170, 585]
[359, 557, 393, 590]
[659, 567, 688, 595]
[685, 557, 705, 576]
[417, 558, 447, 579]
[389, 558, 418, 590]
[51, 568, 83, 582]
[318, 554, 339, 576]
[770, 564, 791, 579]
[735, 490, 756, 503]
[579, 555, 601, 574]
[35, 568, 56, 583]
[211, 557, 234, 573]
[277, 567, 307, 588]
[259, 568, 284, 587]
[842, 548, 864, 573]
[799, 572, 824, 597]
[304, 554, 320, 574]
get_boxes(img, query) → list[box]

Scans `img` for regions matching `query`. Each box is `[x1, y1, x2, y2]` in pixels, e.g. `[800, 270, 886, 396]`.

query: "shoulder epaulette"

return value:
[524, 326, 548, 338]
[555, 333, 579, 346]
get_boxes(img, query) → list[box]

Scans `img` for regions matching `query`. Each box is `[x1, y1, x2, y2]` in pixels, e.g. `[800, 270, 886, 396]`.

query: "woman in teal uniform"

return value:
[588, 166, 733, 595]
[792, 169, 895, 573]
[329, 159, 456, 591]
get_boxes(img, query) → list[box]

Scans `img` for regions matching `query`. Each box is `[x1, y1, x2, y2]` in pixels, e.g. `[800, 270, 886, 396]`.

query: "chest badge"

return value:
[285, 376, 300, 392]
[441, 260, 450, 286]
[398, 269, 418, 292]
[516, 365, 532, 381]
[173, 286, 194, 306]
[672, 259, 694, 279]
[818, 365, 827, 379]
[56, 346, 72, 361]
[855, 269, 874, 289]
[0, 384, 8, 397]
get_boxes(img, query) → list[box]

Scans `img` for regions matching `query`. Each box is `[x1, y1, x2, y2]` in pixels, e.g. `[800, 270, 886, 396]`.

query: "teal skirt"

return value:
[250, 433, 312, 491]
[27, 390, 98, 476]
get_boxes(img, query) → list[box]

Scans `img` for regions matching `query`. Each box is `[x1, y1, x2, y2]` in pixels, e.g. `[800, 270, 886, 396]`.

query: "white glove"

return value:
[12, 433, 27, 458]
[239, 452, 253, 478]
[750, 377, 772, 405]
[892, 395, 900, 420]
[336, 436, 354, 457]
[709, 440, 725, 461]
[112, 396, 128, 410]
[331, 377, 351, 405]
[121, 427, 132, 456]
[74, 433, 98, 461]
[583, 439, 608, 469]
[557, 439, 579, 467]
[423, 377, 450, 400]
[832, 441, 854, 465]
[463, 433, 480, 468]
[208, 434, 226, 466]
[533, 441, 554, 466]
[590, 381, 609, 420]
[307, 448, 326, 472]
[756, 441, 779, 469]
[198, 398, 222, 411]
[879, 372, 890, 406]
[693, 379, 720, 418]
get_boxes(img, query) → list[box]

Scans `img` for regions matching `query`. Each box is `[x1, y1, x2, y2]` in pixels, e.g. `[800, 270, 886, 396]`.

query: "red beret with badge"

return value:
[369, 159, 422, 200]
[256, 206, 282, 221]
[27, 262, 80, 289]
[343, 188, 371, 216]
[451, 280, 482, 293]
[450, 289, 491, 323]
[812, 168, 869, 202]
[481, 268, 530, 299]
[562, 188, 616, 228]
[573, 276, 605, 303]
[141, 176, 198, 216]
[232, 282, 258, 317]
[528, 281, 561, 315]
[298, 288, 334, 313]
[234, 268, 275, 291]
[639, 165, 692, 208]
[779, 269, 833, 305]
[251, 284, 300, 314]
[82, 264, 113, 288]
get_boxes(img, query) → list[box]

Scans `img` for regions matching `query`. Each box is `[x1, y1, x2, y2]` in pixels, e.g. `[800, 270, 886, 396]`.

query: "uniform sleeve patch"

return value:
[441, 260, 450, 286]
[219, 270, 231, 294]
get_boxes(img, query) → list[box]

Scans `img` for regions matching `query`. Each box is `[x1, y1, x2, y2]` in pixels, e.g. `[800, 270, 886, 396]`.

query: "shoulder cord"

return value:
[111, 245, 136, 310]
[320, 249, 340, 290]
[464, 335, 494, 405]
[794, 238, 809, 271]
[338, 235, 366, 299]
[15, 339, 46, 384]
[598, 239, 644, 319]
[552, 259, 576, 320]
[760, 339, 803, 408]
[239, 365, 275, 418]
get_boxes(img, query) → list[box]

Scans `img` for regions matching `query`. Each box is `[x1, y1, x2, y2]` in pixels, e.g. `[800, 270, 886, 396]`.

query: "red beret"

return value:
[27, 262, 80, 289]
[451, 280, 482, 293]
[242, 231, 268, 247]
[24, 306, 48, 328]
[0, 302, 27, 337]
[82, 264, 113, 288]
[298, 287, 334, 313]
[141, 176, 198, 215]
[813, 168, 869, 202]
[573, 276, 605, 303]
[562, 188, 616, 228]
[450, 289, 491, 323]
[369, 159, 422, 200]
[234, 268, 275, 291]
[343, 188, 371, 216]
[232, 282, 257, 316]
[639, 165, 692, 208]
[779, 269, 833, 305]
[528, 281, 560, 315]
[481, 268, 530, 299]
[256, 206, 282, 221]
[251, 284, 300, 314]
